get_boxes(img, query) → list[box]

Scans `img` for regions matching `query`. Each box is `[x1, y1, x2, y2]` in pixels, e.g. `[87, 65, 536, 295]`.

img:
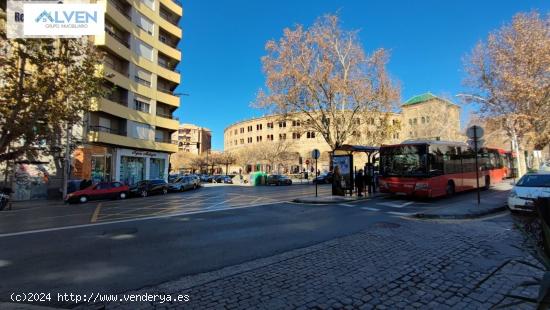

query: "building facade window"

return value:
[279, 133, 287, 140]
[292, 132, 301, 139]
[306, 132, 316, 139]
[240, 139, 244, 144]
[267, 122, 273, 129]
[256, 124, 263, 130]
[134, 68, 152, 86]
[278, 121, 286, 128]
[256, 136, 263, 142]
[135, 40, 153, 60]
[240, 128, 244, 134]
[247, 125, 253, 132]
[267, 134, 274, 141]
[133, 96, 150, 113]
[135, 12, 154, 35]
[247, 137, 252, 143]
[292, 120, 301, 127]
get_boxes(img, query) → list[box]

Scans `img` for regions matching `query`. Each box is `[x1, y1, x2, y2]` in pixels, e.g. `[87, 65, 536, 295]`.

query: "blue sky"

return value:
[174, 0, 549, 150]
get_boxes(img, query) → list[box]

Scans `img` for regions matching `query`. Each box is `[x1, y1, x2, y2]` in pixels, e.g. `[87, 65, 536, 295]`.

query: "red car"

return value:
[65, 181, 129, 204]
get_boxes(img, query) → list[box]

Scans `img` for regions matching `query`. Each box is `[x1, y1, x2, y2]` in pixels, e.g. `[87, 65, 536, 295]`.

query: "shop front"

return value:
[115, 148, 169, 185]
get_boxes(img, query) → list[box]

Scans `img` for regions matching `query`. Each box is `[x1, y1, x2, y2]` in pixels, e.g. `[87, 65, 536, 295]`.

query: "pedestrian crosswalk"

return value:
[336, 200, 423, 217]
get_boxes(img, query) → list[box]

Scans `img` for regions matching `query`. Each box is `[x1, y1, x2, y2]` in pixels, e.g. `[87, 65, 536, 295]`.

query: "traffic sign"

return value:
[311, 149, 321, 159]
[466, 125, 484, 140]
[305, 159, 310, 165]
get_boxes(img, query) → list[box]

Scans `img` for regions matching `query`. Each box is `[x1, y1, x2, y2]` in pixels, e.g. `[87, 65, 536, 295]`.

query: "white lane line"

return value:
[386, 211, 413, 216]
[376, 201, 415, 208]
[361, 207, 380, 211]
[340, 203, 356, 207]
[0, 201, 286, 239]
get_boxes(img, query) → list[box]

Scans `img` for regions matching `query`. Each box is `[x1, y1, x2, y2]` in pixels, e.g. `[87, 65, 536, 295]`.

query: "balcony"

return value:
[134, 76, 151, 87]
[105, 24, 130, 48]
[111, 0, 131, 19]
[159, 29, 179, 50]
[87, 128, 178, 153]
[88, 125, 126, 136]
[160, 3, 179, 26]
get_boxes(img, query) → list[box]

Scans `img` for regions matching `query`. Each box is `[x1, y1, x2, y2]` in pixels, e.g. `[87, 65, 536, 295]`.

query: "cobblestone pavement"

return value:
[80, 216, 542, 310]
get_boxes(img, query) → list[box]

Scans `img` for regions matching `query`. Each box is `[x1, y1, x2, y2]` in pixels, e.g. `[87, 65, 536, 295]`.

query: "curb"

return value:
[412, 205, 508, 220]
[292, 197, 366, 204]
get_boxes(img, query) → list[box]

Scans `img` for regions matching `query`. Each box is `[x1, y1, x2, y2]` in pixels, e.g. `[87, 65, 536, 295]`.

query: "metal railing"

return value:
[105, 28, 130, 48]
[159, 9, 179, 26]
[158, 59, 176, 71]
[156, 112, 179, 120]
[111, 0, 131, 18]
[157, 86, 173, 94]
[88, 126, 126, 136]
[134, 76, 151, 87]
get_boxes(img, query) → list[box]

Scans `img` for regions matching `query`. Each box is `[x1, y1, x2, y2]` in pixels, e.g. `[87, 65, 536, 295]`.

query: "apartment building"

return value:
[172, 124, 212, 155]
[73, 0, 182, 185]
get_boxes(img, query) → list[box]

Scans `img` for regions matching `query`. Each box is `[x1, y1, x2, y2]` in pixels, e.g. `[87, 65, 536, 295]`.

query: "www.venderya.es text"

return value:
[10, 292, 190, 304]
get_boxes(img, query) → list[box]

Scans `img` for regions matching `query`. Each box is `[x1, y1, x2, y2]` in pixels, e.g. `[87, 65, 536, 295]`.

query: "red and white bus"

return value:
[378, 140, 506, 198]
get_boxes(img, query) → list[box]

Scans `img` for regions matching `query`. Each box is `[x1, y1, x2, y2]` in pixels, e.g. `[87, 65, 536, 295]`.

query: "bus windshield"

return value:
[380, 145, 428, 177]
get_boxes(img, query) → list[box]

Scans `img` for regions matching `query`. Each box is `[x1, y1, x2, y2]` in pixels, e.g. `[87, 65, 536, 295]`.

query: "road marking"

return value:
[0, 201, 287, 238]
[340, 203, 356, 207]
[90, 203, 102, 223]
[387, 211, 412, 216]
[377, 201, 415, 208]
[361, 207, 380, 211]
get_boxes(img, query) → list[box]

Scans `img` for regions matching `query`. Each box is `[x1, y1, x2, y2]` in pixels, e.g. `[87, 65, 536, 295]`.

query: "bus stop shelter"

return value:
[334, 144, 380, 194]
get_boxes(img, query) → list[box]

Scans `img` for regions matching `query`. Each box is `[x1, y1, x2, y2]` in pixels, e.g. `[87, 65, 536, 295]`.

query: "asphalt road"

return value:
[0, 184, 509, 308]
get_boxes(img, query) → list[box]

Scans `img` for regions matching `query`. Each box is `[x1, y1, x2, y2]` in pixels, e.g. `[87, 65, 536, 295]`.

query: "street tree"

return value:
[0, 9, 107, 166]
[462, 11, 550, 175]
[217, 151, 237, 175]
[256, 14, 400, 153]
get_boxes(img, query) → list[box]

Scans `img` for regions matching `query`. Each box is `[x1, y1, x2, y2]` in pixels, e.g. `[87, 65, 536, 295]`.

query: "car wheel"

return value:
[446, 182, 455, 197]
[79, 196, 88, 203]
[162, 188, 168, 195]
[119, 192, 127, 199]
[140, 190, 148, 197]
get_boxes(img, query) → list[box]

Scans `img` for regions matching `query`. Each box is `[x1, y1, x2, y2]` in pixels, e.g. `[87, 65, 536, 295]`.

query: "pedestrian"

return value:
[332, 166, 344, 196]
[355, 169, 364, 197]
[80, 179, 88, 190]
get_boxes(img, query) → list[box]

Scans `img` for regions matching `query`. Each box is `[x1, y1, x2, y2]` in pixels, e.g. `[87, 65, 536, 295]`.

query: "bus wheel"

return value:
[446, 181, 455, 197]
[483, 176, 490, 190]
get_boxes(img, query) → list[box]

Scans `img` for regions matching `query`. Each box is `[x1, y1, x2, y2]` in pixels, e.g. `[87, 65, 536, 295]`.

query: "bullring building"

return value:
[223, 93, 462, 173]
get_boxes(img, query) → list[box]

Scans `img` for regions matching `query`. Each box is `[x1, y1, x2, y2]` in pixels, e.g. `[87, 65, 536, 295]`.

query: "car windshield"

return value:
[516, 174, 550, 187]
[380, 144, 428, 177]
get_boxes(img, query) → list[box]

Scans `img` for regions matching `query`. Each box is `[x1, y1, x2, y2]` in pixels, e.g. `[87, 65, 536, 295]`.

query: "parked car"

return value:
[65, 182, 129, 204]
[169, 176, 198, 192]
[267, 174, 292, 186]
[508, 172, 550, 212]
[188, 174, 201, 187]
[313, 172, 333, 184]
[214, 175, 233, 184]
[129, 179, 169, 197]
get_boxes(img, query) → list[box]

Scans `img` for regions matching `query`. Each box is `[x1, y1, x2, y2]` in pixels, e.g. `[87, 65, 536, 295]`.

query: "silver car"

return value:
[169, 176, 198, 192]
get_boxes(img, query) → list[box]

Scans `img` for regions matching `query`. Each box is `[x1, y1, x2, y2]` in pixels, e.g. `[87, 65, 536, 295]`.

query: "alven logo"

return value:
[23, 3, 104, 37]
[34, 10, 98, 24]
[35, 11, 54, 23]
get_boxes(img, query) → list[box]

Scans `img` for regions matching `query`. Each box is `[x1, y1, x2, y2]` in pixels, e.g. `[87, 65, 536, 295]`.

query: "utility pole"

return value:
[62, 42, 71, 199]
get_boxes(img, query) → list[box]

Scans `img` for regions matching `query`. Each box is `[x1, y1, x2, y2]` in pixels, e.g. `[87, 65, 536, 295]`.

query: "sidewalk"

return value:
[3, 199, 65, 211]
[293, 192, 385, 204]
[413, 181, 512, 219]
[75, 216, 540, 310]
